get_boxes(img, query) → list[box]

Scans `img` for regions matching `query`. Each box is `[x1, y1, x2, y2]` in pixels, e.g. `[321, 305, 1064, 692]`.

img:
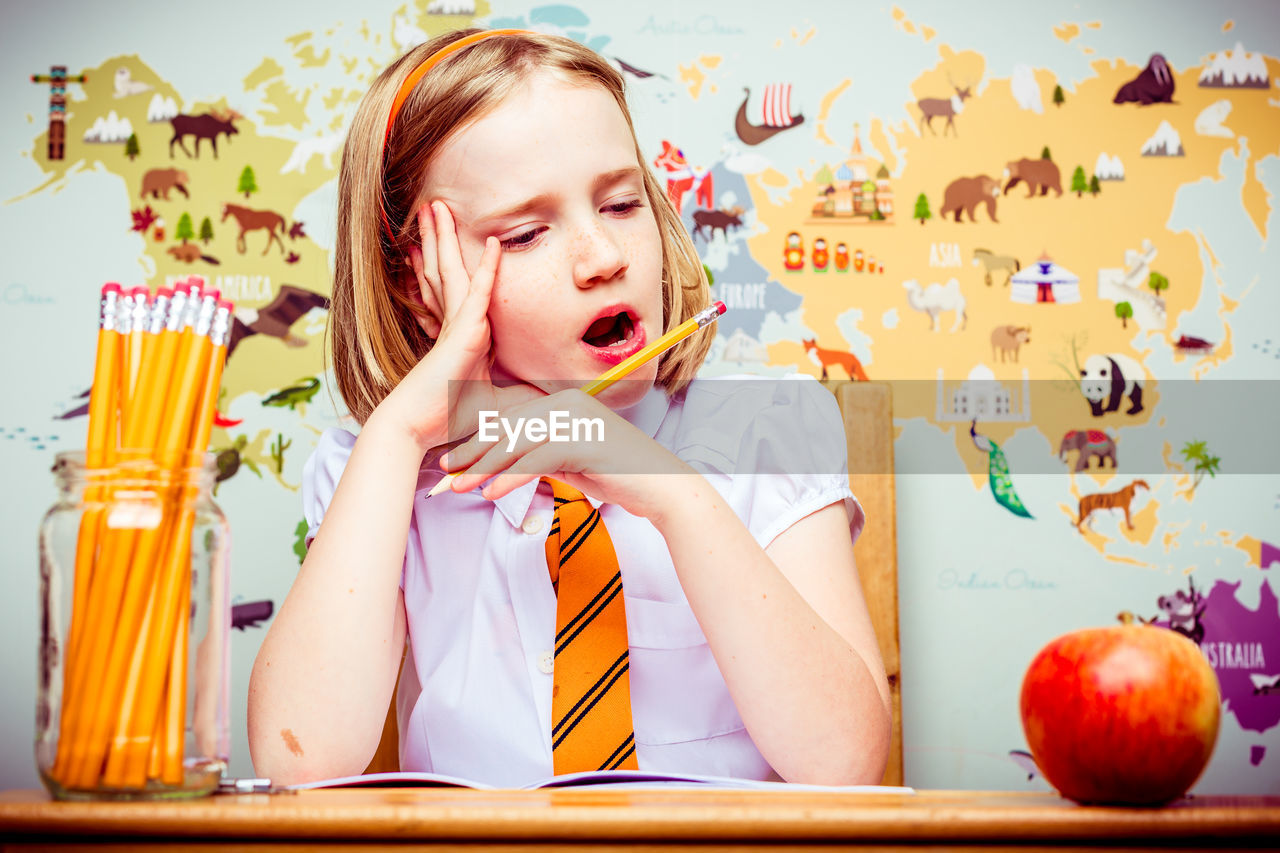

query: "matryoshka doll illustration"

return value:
[853, 248, 865, 272]
[812, 237, 829, 272]
[835, 242, 850, 272]
[784, 231, 805, 271]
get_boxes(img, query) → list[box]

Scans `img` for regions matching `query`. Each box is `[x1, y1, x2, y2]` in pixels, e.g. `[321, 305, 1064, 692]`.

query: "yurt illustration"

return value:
[1011, 253, 1081, 304]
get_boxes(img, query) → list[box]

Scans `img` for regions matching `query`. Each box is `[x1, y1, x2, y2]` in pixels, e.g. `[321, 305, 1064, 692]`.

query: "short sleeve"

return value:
[741, 378, 865, 549]
[301, 427, 358, 548]
[671, 377, 865, 550]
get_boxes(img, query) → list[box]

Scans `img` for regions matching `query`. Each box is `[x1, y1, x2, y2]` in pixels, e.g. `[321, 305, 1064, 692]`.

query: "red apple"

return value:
[1019, 624, 1221, 805]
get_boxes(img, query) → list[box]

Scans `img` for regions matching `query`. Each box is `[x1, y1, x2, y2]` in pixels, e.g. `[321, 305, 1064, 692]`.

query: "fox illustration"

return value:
[803, 338, 869, 381]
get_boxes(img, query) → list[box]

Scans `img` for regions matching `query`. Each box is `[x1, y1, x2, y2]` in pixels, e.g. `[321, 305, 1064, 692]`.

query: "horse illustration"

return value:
[972, 248, 1021, 286]
[221, 203, 287, 255]
[653, 141, 713, 214]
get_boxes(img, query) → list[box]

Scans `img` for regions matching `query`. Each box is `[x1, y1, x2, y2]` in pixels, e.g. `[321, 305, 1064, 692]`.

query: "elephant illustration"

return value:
[1058, 429, 1117, 472]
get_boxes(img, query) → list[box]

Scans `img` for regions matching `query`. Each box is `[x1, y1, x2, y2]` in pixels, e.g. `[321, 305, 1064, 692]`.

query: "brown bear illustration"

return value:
[939, 175, 1000, 223]
[140, 168, 191, 200]
[1003, 158, 1062, 197]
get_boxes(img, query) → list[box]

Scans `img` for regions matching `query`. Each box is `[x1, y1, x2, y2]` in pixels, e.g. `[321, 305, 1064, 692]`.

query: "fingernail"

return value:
[439, 453, 450, 469]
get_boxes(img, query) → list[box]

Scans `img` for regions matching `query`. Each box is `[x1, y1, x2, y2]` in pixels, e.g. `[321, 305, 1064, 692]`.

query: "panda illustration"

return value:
[1080, 353, 1145, 416]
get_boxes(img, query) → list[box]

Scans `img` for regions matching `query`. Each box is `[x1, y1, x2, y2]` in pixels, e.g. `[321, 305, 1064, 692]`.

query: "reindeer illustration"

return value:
[917, 76, 972, 137]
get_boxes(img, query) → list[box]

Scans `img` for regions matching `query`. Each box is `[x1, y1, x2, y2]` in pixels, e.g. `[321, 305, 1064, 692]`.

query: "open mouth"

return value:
[581, 310, 636, 349]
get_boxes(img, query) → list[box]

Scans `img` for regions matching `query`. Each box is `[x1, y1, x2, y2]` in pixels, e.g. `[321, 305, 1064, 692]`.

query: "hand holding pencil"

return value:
[426, 299, 726, 498]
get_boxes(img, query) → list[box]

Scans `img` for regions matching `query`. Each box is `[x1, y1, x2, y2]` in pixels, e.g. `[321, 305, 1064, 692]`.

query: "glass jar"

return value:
[36, 451, 230, 800]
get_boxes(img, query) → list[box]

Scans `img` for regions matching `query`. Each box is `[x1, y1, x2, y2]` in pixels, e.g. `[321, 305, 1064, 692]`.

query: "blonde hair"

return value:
[331, 29, 711, 425]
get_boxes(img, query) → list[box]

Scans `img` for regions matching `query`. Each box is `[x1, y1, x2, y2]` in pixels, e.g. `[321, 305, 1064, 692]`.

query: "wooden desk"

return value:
[2, 787, 1278, 851]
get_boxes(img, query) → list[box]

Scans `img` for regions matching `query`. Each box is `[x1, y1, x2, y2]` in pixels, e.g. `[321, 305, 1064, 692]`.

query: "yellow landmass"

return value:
[1163, 520, 1188, 553]
[891, 6, 906, 22]
[1104, 553, 1156, 569]
[285, 30, 312, 48]
[1233, 534, 1262, 566]
[1223, 19, 1235, 32]
[890, 6, 935, 43]
[902, 20, 917, 35]
[759, 168, 790, 189]
[745, 51, 1280, 477]
[1054, 23, 1081, 43]
[1117, 500, 1158, 546]
[796, 26, 816, 46]
[1086, 21, 1101, 30]
[294, 45, 331, 69]
[259, 80, 311, 129]
[341, 56, 359, 74]
[1082, 47, 1095, 56]
[870, 119, 897, 174]
[323, 87, 345, 111]
[244, 58, 285, 91]
[921, 26, 936, 41]
[678, 63, 706, 100]
[814, 79, 853, 147]
[700, 54, 722, 70]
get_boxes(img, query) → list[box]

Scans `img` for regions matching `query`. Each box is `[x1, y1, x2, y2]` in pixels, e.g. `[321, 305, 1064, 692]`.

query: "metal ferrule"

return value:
[99, 289, 120, 332]
[147, 293, 170, 335]
[209, 304, 232, 347]
[165, 288, 189, 333]
[129, 290, 150, 331]
[193, 293, 217, 337]
[179, 284, 202, 330]
[693, 303, 723, 328]
[116, 291, 135, 336]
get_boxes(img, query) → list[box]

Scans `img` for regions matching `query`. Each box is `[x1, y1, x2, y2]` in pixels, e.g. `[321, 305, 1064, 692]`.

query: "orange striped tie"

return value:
[542, 477, 639, 774]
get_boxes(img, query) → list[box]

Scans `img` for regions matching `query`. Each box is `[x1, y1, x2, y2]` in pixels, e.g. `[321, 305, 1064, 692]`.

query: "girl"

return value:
[247, 28, 890, 787]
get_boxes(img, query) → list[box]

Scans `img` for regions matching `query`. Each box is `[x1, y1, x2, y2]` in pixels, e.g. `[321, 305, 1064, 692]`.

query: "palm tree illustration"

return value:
[1180, 440, 1221, 495]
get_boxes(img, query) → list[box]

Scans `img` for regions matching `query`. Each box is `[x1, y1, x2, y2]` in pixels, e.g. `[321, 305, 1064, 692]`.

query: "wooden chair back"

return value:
[366, 380, 903, 786]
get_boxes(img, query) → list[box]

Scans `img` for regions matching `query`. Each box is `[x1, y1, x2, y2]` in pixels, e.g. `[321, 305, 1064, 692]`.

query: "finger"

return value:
[416, 203, 440, 286]
[481, 445, 573, 501]
[454, 237, 501, 327]
[407, 245, 443, 337]
[432, 201, 472, 321]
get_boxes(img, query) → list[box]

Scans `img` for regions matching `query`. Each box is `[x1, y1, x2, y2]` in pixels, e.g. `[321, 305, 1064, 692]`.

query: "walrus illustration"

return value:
[1114, 53, 1176, 105]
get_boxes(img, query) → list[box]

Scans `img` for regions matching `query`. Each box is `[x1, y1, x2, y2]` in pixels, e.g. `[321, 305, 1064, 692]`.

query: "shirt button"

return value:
[522, 515, 544, 535]
[537, 651, 554, 675]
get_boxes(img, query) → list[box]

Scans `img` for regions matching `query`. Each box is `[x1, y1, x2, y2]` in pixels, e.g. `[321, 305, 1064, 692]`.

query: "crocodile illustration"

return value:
[262, 377, 321, 410]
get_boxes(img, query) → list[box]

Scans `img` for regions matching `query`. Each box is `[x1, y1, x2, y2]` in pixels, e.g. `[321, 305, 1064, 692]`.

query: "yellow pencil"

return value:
[426, 300, 726, 498]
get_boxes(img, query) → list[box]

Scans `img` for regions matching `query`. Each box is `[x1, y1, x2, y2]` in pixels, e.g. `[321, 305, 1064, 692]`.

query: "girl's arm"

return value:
[248, 204, 539, 783]
[246, 418, 417, 783]
[653, 483, 891, 786]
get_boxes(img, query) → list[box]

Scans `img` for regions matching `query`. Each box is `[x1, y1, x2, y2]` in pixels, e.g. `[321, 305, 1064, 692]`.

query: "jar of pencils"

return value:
[37, 450, 230, 800]
[36, 279, 236, 800]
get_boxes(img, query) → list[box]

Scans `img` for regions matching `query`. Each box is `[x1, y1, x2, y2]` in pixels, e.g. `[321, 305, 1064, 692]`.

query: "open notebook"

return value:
[289, 768, 915, 793]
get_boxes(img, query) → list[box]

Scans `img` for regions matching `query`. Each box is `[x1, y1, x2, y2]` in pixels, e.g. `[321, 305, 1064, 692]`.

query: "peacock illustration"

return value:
[969, 420, 1033, 518]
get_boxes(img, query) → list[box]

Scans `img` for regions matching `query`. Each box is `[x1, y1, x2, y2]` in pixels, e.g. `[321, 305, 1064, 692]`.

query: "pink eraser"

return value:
[714, 300, 726, 315]
[101, 282, 122, 294]
[202, 288, 221, 301]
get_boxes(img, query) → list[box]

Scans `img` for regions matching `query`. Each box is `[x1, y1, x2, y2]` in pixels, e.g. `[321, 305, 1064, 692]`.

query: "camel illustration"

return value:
[903, 278, 967, 333]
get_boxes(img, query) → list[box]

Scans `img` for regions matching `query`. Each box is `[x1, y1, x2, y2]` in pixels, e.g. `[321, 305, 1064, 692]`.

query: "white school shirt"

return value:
[302, 376, 864, 787]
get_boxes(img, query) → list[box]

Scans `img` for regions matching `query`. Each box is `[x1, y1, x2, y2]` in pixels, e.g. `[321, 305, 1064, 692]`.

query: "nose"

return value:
[571, 217, 627, 289]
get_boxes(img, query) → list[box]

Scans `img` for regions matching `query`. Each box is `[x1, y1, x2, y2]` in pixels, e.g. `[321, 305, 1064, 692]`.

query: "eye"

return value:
[604, 199, 644, 216]
[499, 226, 547, 251]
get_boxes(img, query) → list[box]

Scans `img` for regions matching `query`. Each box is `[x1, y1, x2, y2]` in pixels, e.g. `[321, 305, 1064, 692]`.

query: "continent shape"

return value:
[1200, 578, 1280, 734]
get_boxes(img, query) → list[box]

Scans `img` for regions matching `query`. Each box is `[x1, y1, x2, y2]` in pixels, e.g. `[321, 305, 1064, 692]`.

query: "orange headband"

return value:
[381, 28, 531, 240]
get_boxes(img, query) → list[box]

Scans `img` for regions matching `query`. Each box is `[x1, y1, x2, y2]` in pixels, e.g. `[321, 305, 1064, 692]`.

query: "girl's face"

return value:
[424, 70, 664, 407]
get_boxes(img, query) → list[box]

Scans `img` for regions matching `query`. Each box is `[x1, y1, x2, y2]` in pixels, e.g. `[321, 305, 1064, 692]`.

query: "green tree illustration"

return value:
[270, 432, 292, 474]
[199, 216, 214, 244]
[237, 165, 258, 199]
[124, 133, 140, 161]
[1041, 146, 1052, 161]
[1071, 166, 1088, 197]
[1089, 174, 1102, 196]
[1180, 440, 1221, 495]
[914, 192, 931, 225]
[1053, 84, 1065, 107]
[1148, 270, 1170, 296]
[1115, 301, 1133, 328]
[175, 212, 195, 244]
[814, 163, 834, 187]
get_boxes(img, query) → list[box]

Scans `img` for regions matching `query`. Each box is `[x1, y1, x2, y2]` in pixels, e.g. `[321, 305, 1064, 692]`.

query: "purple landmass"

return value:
[1199, 579, 1280, 733]
[1261, 540, 1280, 570]
[1251, 745, 1266, 766]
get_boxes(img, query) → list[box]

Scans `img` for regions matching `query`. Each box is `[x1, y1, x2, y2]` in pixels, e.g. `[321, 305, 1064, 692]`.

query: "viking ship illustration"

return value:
[735, 84, 804, 146]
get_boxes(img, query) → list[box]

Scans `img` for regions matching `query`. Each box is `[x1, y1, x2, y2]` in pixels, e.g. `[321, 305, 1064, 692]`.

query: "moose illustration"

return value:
[170, 110, 240, 159]
[691, 207, 743, 242]
[916, 75, 972, 137]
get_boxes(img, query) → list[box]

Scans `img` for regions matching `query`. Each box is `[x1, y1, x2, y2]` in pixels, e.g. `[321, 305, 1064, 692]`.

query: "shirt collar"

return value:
[489, 384, 672, 528]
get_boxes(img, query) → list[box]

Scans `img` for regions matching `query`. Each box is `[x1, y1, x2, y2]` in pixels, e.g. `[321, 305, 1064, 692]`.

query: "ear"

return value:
[405, 246, 443, 340]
